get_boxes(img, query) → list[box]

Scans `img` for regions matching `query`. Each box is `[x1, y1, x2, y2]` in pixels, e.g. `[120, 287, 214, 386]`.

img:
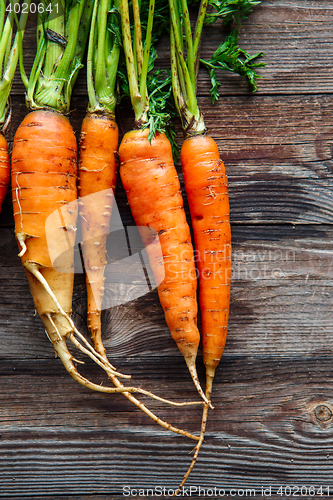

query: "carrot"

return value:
[0, 133, 9, 213]
[77, 0, 202, 441]
[182, 133, 231, 385]
[118, 0, 209, 406]
[78, 0, 120, 358]
[169, 0, 263, 489]
[13, 110, 125, 382]
[79, 113, 119, 357]
[119, 128, 202, 387]
[0, 0, 30, 213]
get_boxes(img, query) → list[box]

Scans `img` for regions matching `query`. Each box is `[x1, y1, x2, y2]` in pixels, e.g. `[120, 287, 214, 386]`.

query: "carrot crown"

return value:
[86, 0, 120, 116]
[0, 0, 30, 128]
[21, 0, 93, 113]
[118, 0, 174, 141]
[168, 0, 207, 137]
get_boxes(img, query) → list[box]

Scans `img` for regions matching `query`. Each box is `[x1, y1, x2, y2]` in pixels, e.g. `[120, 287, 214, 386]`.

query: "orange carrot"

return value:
[11, 110, 126, 387]
[79, 113, 118, 357]
[118, 0, 208, 405]
[175, 133, 231, 488]
[182, 133, 231, 389]
[169, 0, 233, 489]
[119, 128, 210, 405]
[0, 133, 10, 214]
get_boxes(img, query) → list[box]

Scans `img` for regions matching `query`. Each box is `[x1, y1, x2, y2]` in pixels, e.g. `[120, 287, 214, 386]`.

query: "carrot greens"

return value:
[118, 0, 175, 142]
[201, 28, 265, 101]
[0, 0, 30, 127]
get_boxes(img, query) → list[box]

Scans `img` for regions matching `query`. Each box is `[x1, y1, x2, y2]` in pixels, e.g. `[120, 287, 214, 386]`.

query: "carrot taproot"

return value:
[119, 128, 205, 399]
[0, 133, 9, 213]
[181, 133, 231, 388]
[79, 113, 119, 357]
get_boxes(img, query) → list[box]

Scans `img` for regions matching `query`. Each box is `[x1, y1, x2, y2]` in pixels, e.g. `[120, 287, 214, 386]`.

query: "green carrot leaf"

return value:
[144, 68, 177, 148]
[205, 0, 261, 26]
[200, 28, 265, 99]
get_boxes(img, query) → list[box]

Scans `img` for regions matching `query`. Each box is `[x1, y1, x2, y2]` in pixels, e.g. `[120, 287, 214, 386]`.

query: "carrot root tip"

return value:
[185, 359, 213, 408]
[16, 231, 28, 257]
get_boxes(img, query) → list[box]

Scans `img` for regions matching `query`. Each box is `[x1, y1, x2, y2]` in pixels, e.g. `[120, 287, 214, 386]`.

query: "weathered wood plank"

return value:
[1, 357, 333, 497]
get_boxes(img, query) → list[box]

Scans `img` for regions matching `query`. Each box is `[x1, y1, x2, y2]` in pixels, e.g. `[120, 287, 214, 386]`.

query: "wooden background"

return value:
[1, 0, 333, 498]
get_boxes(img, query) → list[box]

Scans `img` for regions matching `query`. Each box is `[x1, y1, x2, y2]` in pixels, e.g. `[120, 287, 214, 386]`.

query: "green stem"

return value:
[170, 24, 183, 118]
[169, 0, 198, 118]
[0, 1, 5, 41]
[193, 0, 208, 65]
[94, 0, 109, 92]
[0, 0, 30, 127]
[180, 0, 195, 86]
[168, 0, 206, 136]
[86, 0, 99, 111]
[119, 0, 149, 124]
[132, 0, 143, 78]
[0, 0, 14, 78]
[25, 33, 46, 105]
[87, 0, 119, 115]
[42, 0, 65, 79]
[139, 0, 154, 103]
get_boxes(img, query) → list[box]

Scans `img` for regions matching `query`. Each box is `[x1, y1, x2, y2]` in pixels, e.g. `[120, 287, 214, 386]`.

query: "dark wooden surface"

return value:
[1, 1, 333, 498]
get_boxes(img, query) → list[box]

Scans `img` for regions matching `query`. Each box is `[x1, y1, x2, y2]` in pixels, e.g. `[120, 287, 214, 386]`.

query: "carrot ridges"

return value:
[78, 112, 119, 357]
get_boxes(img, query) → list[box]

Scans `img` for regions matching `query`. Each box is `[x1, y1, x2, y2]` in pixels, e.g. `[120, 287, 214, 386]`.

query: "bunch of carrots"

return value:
[1, 0, 265, 489]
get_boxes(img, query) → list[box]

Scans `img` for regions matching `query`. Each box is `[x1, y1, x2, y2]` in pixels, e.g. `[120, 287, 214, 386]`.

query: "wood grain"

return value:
[1, 224, 333, 360]
[1, 0, 333, 497]
[1, 358, 333, 497]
